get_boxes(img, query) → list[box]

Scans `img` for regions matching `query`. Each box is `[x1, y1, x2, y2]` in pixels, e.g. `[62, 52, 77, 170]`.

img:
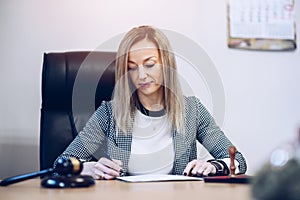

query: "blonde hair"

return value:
[112, 25, 185, 134]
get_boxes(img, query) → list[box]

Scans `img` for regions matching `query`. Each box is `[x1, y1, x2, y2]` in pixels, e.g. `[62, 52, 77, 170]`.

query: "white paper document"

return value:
[116, 174, 203, 183]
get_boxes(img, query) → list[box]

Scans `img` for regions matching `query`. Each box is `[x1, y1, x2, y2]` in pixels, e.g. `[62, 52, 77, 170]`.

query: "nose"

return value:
[138, 66, 148, 79]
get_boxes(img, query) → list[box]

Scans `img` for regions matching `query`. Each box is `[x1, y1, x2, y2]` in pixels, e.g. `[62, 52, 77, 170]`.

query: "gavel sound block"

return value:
[204, 146, 251, 184]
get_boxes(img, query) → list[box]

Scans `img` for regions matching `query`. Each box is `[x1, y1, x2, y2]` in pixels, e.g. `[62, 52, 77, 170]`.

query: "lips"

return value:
[138, 82, 152, 87]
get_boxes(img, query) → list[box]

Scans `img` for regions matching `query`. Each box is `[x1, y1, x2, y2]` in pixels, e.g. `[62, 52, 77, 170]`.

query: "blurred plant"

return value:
[252, 128, 300, 200]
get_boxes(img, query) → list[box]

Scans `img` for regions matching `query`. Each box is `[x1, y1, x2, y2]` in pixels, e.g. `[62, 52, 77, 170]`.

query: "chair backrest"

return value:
[40, 51, 116, 170]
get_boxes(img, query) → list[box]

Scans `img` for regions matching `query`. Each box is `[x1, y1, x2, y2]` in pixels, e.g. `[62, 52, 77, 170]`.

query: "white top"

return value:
[128, 110, 174, 175]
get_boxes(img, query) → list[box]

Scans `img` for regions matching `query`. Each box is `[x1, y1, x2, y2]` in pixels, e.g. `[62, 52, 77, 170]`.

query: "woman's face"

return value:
[128, 39, 163, 99]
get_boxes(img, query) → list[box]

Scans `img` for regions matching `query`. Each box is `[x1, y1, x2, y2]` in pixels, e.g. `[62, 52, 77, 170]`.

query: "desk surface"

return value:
[0, 179, 252, 200]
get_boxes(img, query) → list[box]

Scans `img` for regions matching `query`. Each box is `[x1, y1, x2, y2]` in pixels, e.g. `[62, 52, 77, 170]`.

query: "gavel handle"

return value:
[229, 146, 237, 176]
[0, 168, 54, 186]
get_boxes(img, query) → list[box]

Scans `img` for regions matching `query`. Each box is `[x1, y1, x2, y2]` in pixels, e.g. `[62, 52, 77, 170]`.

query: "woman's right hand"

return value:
[80, 157, 123, 180]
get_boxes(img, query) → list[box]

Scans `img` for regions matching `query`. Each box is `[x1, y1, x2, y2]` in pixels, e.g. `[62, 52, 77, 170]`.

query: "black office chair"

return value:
[40, 51, 116, 170]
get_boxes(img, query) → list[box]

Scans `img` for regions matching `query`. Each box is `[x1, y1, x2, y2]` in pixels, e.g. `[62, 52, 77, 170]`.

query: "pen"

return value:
[103, 151, 125, 177]
[80, 151, 125, 177]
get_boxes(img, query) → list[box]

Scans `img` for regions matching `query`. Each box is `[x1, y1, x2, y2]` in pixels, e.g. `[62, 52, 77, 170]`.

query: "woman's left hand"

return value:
[183, 160, 216, 176]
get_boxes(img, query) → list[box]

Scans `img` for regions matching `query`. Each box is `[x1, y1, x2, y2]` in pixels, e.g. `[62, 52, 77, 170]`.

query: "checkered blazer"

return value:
[57, 96, 247, 175]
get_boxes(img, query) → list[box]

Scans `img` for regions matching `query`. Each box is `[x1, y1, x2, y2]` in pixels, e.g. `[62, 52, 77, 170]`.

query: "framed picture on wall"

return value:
[227, 0, 297, 51]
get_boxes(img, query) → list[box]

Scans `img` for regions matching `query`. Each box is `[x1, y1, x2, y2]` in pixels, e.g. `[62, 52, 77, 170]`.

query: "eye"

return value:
[144, 61, 156, 68]
[128, 67, 137, 71]
[128, 64, 138, 71]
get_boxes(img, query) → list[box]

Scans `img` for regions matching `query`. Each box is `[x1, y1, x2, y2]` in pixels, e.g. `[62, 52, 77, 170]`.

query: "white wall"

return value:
[0, 0, 300, 178]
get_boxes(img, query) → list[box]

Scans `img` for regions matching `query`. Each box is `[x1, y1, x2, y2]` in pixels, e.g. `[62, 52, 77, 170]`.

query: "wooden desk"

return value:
[0, 179, 252, 200]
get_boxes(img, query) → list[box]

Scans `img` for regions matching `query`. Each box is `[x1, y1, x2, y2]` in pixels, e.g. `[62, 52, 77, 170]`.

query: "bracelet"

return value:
[210, 161, 224, 173]
[207, 159, 230, 176]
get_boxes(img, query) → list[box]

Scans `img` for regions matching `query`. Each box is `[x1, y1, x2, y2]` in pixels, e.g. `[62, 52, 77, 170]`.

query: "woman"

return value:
[55, 25, 247, 180]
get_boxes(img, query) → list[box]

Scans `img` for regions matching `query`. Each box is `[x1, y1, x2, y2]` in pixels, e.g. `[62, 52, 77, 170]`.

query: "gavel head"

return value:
[54, 157, 83, 175]
[41, 157, 94, 188]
